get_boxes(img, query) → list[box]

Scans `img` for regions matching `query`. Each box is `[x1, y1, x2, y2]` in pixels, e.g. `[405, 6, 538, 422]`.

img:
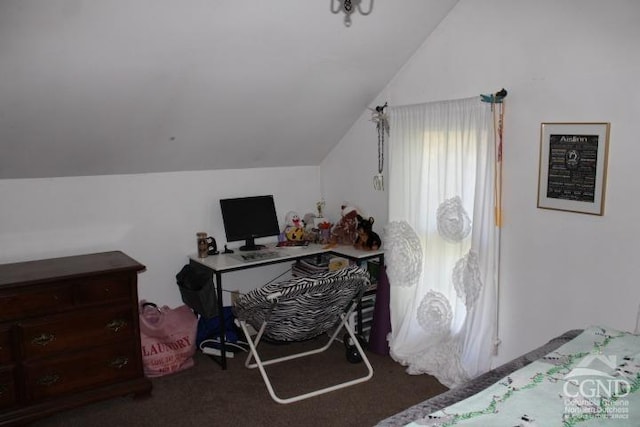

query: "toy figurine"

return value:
[354, 215, 381, 251]
[331, 204, 360, 245]
[283, 211, 305, 241]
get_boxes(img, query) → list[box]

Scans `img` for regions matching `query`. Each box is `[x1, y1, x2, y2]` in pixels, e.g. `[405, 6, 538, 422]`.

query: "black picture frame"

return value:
[537, 122, 610, 215]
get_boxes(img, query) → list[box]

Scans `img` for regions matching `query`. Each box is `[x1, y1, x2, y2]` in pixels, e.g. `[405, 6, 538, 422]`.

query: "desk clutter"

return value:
[195, 198, 382, 262]
[196, 231, 218, 258]
[292, 254, 379, 287]
[281, 202, 381, 251]
[291, 253, 336, 276]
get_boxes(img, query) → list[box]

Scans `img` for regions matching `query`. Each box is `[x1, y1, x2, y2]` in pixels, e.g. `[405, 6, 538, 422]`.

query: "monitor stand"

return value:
[239, 237, 265, 252]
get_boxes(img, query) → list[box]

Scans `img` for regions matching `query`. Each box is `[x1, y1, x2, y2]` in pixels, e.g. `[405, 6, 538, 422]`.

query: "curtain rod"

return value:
[379, 89, 508, 111]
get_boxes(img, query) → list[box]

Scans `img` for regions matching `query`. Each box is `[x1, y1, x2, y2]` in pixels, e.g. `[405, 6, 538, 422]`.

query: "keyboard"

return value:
[276, 240, 309, 248]
[238, 250, 280, 262]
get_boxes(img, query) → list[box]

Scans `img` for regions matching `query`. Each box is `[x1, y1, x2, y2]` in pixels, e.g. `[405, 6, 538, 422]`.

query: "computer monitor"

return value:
[219, 195, 281, 251]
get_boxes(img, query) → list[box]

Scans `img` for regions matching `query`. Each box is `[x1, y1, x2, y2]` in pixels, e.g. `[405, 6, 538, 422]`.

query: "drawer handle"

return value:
[106, 319, 128, 332]
[110, 356, 129, 369]
[37, 374, 60, 387]
[32, 333, 55, 346]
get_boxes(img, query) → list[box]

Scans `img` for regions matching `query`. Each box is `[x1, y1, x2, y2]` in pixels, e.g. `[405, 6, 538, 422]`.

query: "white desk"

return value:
[188, 243, 384, 369]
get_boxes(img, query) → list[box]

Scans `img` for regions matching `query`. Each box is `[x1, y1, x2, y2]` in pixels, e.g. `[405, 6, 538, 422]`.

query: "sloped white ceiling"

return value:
[0, 0, 458, 178]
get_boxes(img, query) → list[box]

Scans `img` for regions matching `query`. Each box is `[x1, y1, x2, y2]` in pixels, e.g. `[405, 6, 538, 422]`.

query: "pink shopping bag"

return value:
[139, 301, 198, 378]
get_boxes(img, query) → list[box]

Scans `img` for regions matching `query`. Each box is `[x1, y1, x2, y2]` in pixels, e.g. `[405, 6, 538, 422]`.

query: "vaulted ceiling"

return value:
[0, 1, 458, 179]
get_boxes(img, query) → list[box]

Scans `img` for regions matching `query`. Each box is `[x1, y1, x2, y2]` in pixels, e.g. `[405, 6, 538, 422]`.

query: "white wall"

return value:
[321, 0, 640, 365]
[0, 166, 321, 306]
[321, 114, 389, 225]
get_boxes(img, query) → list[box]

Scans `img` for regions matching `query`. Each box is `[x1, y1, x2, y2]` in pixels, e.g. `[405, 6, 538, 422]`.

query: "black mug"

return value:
[207, 236, 218, 255]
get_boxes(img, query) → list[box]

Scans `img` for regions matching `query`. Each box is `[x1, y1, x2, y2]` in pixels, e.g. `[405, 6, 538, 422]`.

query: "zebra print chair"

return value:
[233, 264, 374, 404]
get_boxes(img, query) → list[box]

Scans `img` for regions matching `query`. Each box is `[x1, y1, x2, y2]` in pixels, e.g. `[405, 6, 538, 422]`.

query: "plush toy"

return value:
[354, 215, 382, 250]
[283, 211, 305, 241]
[331, 204, 360, 245]
[302, 213, 316, 231]
[302, 212, 326, 242]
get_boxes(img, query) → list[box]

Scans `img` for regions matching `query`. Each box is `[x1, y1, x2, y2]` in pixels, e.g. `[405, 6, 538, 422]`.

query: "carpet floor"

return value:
[32, 337, 447, 427]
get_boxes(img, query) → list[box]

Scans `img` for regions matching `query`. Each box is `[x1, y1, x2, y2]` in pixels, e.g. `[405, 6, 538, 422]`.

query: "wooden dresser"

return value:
[0, 251, 152, 426]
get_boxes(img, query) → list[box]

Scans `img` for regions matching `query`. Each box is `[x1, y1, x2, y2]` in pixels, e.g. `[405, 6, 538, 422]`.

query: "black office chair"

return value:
[233, 264, 374, 404]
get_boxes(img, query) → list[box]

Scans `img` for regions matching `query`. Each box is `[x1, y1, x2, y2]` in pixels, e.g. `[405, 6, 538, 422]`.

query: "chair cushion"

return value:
[234, 264, 371, 342]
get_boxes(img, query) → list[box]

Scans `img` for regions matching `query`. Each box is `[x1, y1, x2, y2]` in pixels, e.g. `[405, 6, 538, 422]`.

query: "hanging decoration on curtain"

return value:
[452, 250, 482, 308]
[436, 196, 472, 242]
[480, 88, 507, 227]
[479, 88, 507, 105]
[383, 220, 422, 287]
[417, 290, 453, 337]
[370, 102, 389, 191]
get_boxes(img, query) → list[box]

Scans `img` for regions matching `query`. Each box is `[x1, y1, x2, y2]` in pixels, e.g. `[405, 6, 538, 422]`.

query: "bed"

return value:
[376, 326, 640, 426]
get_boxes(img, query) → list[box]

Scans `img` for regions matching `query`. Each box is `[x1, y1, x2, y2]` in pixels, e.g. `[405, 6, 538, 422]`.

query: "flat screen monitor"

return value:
[220, 195, 281, 251]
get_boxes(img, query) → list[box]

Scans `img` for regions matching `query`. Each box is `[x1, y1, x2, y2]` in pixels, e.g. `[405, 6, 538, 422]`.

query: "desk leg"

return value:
[357, 253, 384, 340]
[215, 271, 227, 370]
[357, 298, 364, 337]
[367, 253, 390, 355]
[188, 260, 228, 370]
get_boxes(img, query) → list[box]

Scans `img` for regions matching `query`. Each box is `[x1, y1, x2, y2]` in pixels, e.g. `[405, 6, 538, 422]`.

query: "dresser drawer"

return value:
[20, 306, 134, 359]
[0, 366, 17, 409]
[0, 285, 73, 322]
[24, 341, 140, 402]
[73, 274, 132, 306]
[0, 327, 12, 363]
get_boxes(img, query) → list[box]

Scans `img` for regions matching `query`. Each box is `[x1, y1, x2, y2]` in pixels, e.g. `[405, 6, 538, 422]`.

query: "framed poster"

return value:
[537, 122, 610, 215]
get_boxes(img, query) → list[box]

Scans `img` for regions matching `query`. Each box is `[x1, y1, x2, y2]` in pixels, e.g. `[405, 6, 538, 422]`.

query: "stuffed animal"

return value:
[301, 212, 320, 242]
[354, 215, 382, 250]
[331, 204, 360, 245]
[283, 211, 305, 241]
[302, 213, 316, 231]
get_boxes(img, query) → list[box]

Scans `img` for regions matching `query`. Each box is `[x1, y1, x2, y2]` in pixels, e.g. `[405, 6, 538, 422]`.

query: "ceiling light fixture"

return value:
[331, 0, 373, 27]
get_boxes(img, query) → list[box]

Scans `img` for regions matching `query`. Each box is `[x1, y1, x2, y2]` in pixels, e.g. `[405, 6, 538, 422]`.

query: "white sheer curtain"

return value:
[385, 96, 499, 388]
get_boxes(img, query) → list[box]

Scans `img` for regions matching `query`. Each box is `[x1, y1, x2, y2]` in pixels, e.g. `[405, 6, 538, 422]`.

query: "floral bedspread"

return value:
[406, 326, 640, 426]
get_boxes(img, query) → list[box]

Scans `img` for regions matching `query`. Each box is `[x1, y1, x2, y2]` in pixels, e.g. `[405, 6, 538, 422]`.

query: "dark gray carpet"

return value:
[32, 338, 447, 427]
